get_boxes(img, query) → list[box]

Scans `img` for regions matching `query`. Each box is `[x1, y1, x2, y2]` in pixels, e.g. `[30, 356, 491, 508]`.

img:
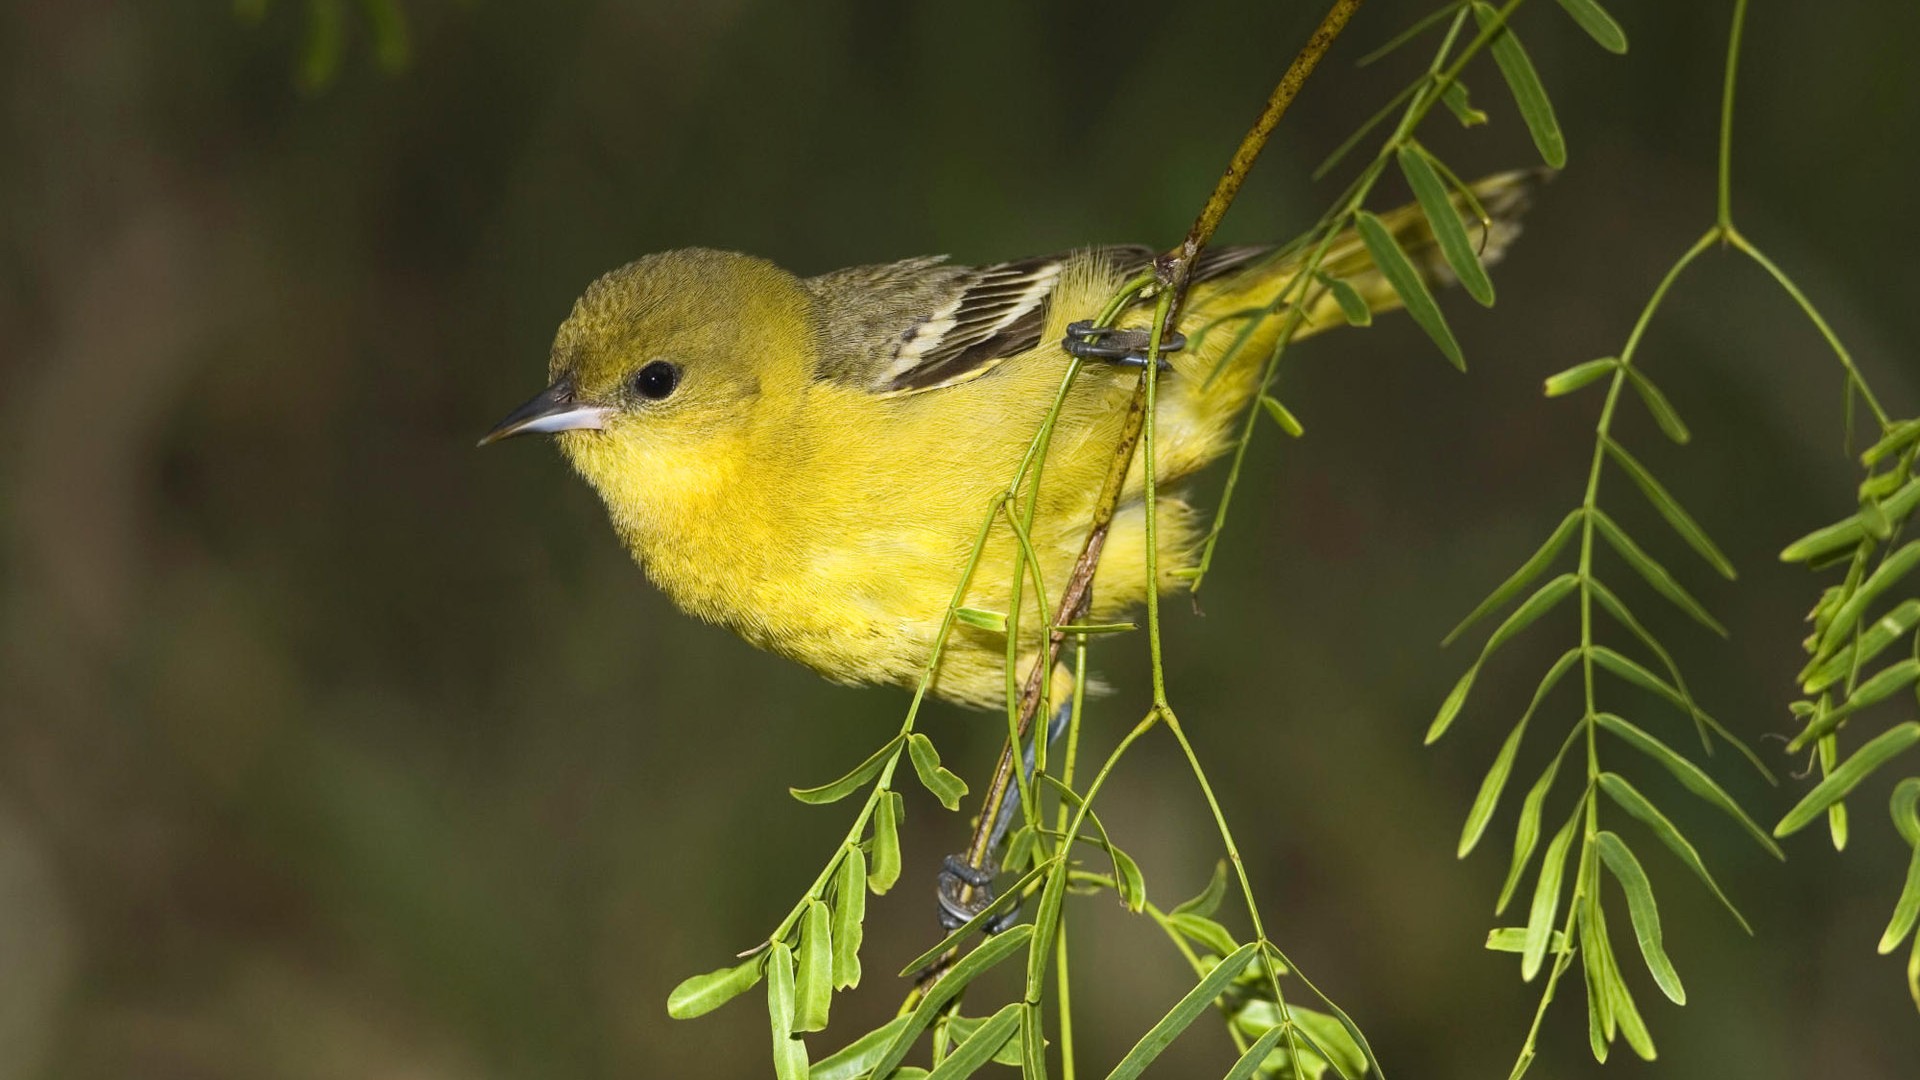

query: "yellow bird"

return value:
[483, 175, 1531, 710]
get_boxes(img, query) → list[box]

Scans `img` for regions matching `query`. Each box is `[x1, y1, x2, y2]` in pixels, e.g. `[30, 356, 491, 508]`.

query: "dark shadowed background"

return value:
[5, 2, 1919, 1077]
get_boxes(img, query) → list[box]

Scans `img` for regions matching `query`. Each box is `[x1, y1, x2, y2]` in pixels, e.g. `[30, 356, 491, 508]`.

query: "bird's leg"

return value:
[935, 696, 1073, 931]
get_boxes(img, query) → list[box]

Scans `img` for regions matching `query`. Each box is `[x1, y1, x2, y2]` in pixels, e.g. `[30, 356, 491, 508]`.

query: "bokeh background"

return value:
[6, 2, 1919, 1077]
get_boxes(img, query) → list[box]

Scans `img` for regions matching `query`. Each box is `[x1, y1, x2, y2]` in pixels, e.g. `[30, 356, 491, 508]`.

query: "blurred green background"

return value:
[5, 1, 1919, 1076]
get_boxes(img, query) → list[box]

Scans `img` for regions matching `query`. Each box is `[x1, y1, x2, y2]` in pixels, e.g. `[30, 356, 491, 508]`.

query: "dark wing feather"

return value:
[805, 243, 1272, 396]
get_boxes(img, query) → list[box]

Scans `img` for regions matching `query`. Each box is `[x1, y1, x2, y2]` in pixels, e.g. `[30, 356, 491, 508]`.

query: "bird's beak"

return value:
[477, 377, 613, 446]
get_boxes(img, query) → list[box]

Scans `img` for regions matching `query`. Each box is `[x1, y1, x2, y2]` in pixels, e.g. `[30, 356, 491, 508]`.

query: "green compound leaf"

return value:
[1523, 812, 1579, 981]
[831, 845, 866, 990]
[928, 1003, 1022, 1079]
[1599, 772, 1752, 934]
[1544, 357, 1618, 397]
[907, 733, 969, 811]
[1443, 510, 1581, 647]
[869, 790, 903, 894]
[1316, 271, 1374, 326]
[812, 1016, 914, 1080]
[1473, 3, 1568, 167]
[1355, 209, 1465, 370]
[1398, 144, 1496, 305]
[1895, 777, 1920, 847]
[1556, 0, 1628, 53]
[667, 955, 765, 1020]
[791, 734, 905, 804]
[1625, 369, 1691, 444]
[1597, 831, 1686, 1005]
[1604, 438, 1736, 579]
[1590, 509, 1726, 635]
[1801, 598, 1920, 694]
[1106, 943, 1260, 1080]
[1461, 648, 1580, 858]
[869, 926, 1034, 1080]
[1597, 713, 1783, 858]
[765, 942, 808, 1080]
[793, 900, 833, 1033]
[1777, 723, 1920, 837]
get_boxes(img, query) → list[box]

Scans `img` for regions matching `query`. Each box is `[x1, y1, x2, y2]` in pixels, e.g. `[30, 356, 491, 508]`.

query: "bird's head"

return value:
[481, 248, 818, 528]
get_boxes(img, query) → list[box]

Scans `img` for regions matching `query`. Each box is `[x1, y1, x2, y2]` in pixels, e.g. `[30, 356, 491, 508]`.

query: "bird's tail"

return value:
[1179, 168, 1541, 371]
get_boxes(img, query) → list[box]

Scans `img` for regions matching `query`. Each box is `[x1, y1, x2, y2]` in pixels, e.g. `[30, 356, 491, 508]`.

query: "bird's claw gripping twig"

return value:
[936, 854, 1023, 933]
[1062, 320, 1185, 369]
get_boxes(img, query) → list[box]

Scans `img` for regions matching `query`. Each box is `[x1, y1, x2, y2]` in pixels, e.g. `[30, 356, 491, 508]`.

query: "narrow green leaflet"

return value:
[1780, 517, 1869, 565]
[1896, 777, 1920, 847]
[1488, 927, 1568, 952]
[1442, 511, 1581, 647]
[1431, 572, 1581, 744]
[1355, 209, 1465, 370]
[1543, 358, 1618, 397]
[1597, 713, 1783, 858]
[1801, 598, 1920, 693]
[811, 1016, 914, 1080]
[1597, 831, 1686, 1004]
[942, 1012, 1026, 1068]
[1623, 369, 1690, 443]
[791, 734, 905, 804]
[869, 926, 1034, 1080]
[793, 899, 833, 1032]
[832, 845, 865, 990]
[1604, 438, 1736, 578]
[765, 942, 808, 1080]
[954, 607, 1009, 633]
[667, 955, 765, 1020]
[1585, 894, 1656, 1061]
[1499, 740, 1569, 915]
[1223, 1024, 1289, 1080]
[1591, 508, 1724, 633]
[1173, 859, 1229, 918]
[1556, 0, 1628, 53]
[908, 733, 969, 811]
[1599, 772, 1751, 933]
[1789, 659, 1920, 752]
[1473, 3, 1568, 167]
[1881, 844, 1920, 955]
[1315, 272, 1373, 326]
[1589, 646, 1697, 724]
[1461, 648, 1580, 857]
[1862, 419, 1920, 467]
[1260, 395, 1307, 437]
[1441, 78, 1489, 127]
[1816, 541, 1920, 659]
[1777, 723, 1920, 836]
[1524, 813, 1579, 980]
[927, 1003, 1022, 1080]
[1398, 145, 1495, 305]
[1106, 943, 1260, 1080]
[1170, 913, 1240, 957]
[870, 791, 903, 894]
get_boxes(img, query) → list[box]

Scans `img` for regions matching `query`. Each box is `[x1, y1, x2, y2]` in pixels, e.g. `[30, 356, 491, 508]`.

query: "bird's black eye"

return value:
[632, 360, 680, 401]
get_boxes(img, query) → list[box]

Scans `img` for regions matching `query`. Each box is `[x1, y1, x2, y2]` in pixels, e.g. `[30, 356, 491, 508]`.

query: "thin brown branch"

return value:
[926, 0, 1362, 985]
